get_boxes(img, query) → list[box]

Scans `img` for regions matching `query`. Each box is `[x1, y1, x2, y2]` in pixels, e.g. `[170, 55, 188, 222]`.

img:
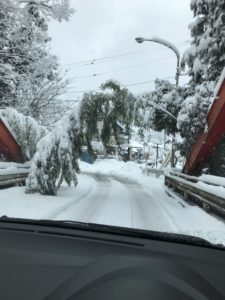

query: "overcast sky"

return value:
[49, 0, 193, 101]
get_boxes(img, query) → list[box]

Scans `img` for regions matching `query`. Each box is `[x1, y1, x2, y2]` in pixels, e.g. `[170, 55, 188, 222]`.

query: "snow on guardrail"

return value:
[165, 170, 225, 220]
[0, 162, 30, 188]
[141, 166, 164, 178]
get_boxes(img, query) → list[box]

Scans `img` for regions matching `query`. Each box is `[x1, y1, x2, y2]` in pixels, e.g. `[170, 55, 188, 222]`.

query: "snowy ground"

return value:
[0, 159, 225, 246]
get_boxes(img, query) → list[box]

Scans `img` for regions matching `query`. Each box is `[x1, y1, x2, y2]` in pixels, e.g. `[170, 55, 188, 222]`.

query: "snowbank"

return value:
[0, 162, 30, 175]
[80, 159, 144, 181]
[0, 175, 95, 220]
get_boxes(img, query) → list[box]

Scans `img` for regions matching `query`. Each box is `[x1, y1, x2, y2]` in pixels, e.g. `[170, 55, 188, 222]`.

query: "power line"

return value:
[65, 48, 161, 66]
[125, 76, 175, 87]
[63, 75, 180, 95]
[64, 42, 188, 67]
[67, 55, 175, 81]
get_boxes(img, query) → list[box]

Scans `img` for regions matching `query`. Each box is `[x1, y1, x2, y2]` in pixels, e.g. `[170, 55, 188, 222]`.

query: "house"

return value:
[183, 68, 225, 175]
[0, 118, 25, 163]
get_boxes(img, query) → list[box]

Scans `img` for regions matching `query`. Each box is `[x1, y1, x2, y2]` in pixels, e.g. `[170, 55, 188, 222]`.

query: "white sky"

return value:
[49, 0, 193, 101]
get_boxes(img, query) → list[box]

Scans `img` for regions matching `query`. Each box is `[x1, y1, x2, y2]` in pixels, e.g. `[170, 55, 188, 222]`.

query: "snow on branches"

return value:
[177, 82, 215, 157]
[26, 81, 135, 195]
[0, 108, 48, 159]
[182, 0, 225, 85]
[0, 0, 74, 123]
[26, 104, 81, 195]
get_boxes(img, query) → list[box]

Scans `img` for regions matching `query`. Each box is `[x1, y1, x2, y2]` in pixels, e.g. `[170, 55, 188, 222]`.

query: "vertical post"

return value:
[171, 56, 180, 168]
[164, 129, 166, 151]
[156, 144, 159, 168]
[127, 127, 131, 161]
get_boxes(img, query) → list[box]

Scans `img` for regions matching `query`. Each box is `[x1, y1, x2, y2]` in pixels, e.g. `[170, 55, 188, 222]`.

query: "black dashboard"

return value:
[0, 221, 224, 300]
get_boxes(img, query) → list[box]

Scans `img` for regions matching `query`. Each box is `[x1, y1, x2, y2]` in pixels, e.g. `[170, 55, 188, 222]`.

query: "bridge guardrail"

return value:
[0, 171, 29, 188]
[165, 170, 225, 219]
[141, 166, 164, 177]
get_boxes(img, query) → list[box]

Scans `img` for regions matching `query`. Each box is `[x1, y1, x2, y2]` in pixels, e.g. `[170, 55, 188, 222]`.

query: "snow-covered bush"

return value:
[0, 108, 48, 159]
[26, 105, 81, 195]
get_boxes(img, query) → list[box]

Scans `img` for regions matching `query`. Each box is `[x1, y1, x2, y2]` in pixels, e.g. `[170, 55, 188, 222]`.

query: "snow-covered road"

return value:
[1, 159, 225, 246]
[53, 173, 177, 232]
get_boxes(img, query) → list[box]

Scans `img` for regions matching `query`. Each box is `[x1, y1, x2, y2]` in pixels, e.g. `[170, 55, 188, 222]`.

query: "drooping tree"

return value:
[80, 80, 135, 152]
[26, 104, 82, 195]
[26, 80, 136, 195]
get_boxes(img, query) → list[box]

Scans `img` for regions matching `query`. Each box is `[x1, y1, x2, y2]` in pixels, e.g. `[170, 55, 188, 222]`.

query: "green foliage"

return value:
[27, 80, 136, 195]
[136, 79, 184, 136]
[26, 106, 82, 195]
[80, 80, 135, 150]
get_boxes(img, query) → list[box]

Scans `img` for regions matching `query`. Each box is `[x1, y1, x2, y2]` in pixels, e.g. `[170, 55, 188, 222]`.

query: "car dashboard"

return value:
[0, 221, 224, 300]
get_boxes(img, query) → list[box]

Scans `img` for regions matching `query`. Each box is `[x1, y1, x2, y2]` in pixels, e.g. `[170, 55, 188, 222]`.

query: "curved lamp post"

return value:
[135, 36, 180, 167]
[135, 36, 180, 86]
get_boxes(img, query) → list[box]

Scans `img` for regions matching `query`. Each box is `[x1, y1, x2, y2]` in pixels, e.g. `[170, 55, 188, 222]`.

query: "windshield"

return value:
[1, 0, 225, 248]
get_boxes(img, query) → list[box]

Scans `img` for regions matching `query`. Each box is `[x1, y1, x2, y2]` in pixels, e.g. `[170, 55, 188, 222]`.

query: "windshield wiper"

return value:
[0, 216, 223, 250]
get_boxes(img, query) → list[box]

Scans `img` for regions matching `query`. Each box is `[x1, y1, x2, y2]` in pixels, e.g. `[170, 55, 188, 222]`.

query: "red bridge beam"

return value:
[0, 118, 25, 163]
[183, 69, 225, 175]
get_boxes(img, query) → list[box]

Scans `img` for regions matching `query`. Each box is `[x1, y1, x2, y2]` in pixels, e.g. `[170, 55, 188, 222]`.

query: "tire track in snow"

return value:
[53, 173, 112, 222]
[141, 183, 181, 231]
[47, 175, 97, 220]
[120, 180, 179, 232]
[51, 173, 179, 232]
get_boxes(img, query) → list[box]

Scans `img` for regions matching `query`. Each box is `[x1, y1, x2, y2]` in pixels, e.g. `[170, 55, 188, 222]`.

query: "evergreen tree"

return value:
[26, 104, 82, 195]
[177, 81, 214, 157]
[182, 0, 225, 86]
[179, 0, 225, 172]
[136, 79, 184, 136]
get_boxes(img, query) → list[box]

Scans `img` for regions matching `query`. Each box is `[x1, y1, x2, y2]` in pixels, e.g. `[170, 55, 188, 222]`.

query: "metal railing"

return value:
[165, 170, 225, 219]
[0, 172, 29, 188]
[141, 166, 164, 178]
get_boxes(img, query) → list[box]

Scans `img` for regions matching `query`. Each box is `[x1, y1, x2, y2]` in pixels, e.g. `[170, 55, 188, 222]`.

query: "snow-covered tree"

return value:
[0, 0, 74, 123]
[80, 80, 135, 151]
[26, 104, 82, 195]
[182, 0, 225, 86]
[177, 81, 215, 157]
[26, 80, 136, 195]
[0, 108, 48, 159]
[178, 0, 225, 170]
[0, 1, 18, 107]
[136, 79, 184, 136]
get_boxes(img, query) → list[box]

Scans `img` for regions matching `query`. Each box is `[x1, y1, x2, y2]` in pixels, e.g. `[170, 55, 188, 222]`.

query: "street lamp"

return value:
[135, 36, 180, 167]
[135, 36, 180, 86]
